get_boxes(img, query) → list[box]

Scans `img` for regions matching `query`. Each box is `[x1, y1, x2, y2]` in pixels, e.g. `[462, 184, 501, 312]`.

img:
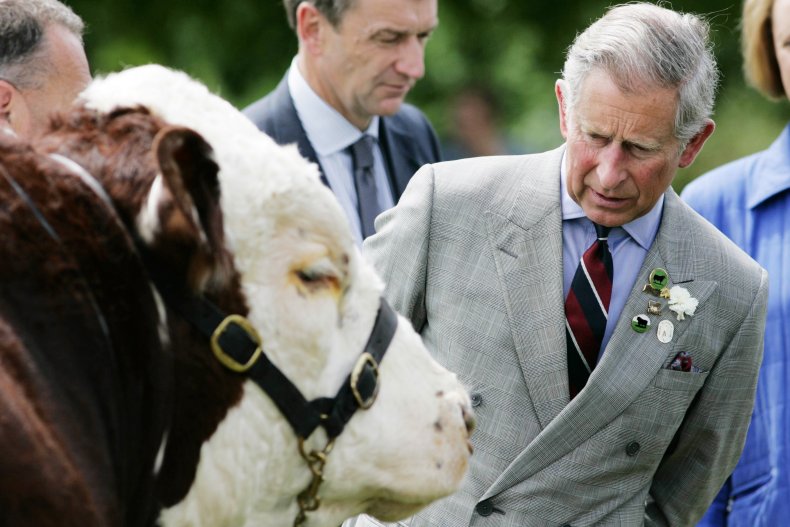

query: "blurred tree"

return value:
[67, 0, 790, 191]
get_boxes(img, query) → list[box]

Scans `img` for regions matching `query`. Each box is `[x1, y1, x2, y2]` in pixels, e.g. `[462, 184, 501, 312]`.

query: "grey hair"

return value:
[283, 0, 355, 31]
[561, 2, 719, 144]
[0, 0, 84, 90]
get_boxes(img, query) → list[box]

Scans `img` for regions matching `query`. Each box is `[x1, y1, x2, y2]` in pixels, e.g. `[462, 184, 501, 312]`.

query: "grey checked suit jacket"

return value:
[361, 146, 768, 526]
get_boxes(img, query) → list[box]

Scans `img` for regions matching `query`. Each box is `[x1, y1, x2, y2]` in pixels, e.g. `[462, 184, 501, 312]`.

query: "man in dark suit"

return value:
[244, 0, 441, 245]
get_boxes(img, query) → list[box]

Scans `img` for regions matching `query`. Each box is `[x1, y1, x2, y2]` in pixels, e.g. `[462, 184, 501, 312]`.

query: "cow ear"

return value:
[152, 126, 229, 289]
[153, 126, 223, 250]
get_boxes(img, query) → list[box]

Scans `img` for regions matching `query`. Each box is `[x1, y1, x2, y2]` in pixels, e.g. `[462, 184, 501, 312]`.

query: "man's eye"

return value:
[628, 143, 655, 156]
[377, 33, 402, 44]
[417, 32, 432, 44]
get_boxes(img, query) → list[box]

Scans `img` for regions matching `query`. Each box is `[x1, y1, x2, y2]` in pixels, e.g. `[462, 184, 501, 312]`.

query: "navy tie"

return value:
[565, 223, 613, 399]
[349, 135, 380, 239]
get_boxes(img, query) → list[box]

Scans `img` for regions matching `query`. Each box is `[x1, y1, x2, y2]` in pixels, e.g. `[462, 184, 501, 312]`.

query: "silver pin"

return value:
[647, 300, 662, 316]
[657, 320, 674, 343]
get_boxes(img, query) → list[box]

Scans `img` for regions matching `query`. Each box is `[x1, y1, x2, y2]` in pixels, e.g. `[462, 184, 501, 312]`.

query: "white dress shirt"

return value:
[288, 60, 395, 246]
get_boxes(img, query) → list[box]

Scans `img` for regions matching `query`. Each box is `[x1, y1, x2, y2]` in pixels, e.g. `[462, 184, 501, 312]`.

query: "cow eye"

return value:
[297, 268, 329, 283]
[293, 258, 341, 292]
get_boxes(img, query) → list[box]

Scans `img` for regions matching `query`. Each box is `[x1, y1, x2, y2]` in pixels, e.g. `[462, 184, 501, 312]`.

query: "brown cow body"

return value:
[0, 108, 244, 526]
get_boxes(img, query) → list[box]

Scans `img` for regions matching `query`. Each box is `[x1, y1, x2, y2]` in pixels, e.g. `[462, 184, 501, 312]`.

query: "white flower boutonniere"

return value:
[667, 286, 698, 321]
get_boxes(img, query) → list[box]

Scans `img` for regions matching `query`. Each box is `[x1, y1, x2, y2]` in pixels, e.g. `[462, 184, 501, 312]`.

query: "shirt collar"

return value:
[746, 123, 790, 209]
[560, 150, 663, 251]
[288, 57, 380, 156]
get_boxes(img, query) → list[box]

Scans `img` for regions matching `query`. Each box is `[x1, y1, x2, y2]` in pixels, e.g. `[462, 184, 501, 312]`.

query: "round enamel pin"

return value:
[649, 268, 669, 290]
[657, 320, 674, 343]
[631, 314, 651, 333]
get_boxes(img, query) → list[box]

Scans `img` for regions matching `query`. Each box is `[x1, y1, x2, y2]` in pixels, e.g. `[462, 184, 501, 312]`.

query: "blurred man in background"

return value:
[443, 84, 526, 160]
[0, 0, 90, 140]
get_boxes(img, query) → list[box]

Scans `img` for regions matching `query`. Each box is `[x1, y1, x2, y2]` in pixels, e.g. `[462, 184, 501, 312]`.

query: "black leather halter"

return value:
[144, 252, 397, 441]
[48, 152, 397, 444]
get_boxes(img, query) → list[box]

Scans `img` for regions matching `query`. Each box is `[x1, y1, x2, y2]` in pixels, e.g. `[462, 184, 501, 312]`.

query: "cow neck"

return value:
[4, 150, 173, 526]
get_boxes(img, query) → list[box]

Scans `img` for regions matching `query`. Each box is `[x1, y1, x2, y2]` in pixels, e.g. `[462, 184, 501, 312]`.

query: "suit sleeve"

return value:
[679, 184, 730, 527]
[695, 481, 730, 526]
[363, 163, 435, 333]
[647, 268, 769, 526]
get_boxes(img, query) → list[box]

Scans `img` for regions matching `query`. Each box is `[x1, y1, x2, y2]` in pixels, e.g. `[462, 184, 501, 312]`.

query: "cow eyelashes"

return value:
[294, 258, 342, 293]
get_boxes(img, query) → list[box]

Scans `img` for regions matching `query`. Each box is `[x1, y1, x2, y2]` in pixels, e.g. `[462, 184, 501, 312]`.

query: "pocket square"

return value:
[668, 351, 701, 372]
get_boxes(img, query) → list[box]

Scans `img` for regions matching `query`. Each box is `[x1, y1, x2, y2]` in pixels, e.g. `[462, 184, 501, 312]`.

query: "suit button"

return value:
[626, 441, 640, 456]
[476, 500, 494, 516]
[471, 393, 483, 407]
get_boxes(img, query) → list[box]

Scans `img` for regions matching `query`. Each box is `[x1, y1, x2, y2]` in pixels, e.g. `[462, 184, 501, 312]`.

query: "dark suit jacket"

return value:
[242, 73, 442, 201]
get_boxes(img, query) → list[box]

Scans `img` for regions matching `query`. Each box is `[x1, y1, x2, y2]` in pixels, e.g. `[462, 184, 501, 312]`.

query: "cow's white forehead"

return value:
[80, 64, 356, 261]
[81, 65, 321, 211]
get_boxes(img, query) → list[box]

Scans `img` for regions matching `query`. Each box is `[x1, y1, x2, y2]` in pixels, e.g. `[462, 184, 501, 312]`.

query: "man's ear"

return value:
[678, 120, 715, 168]
[296, 2, 326, 55]
[0, 80, 15, 121]
[555, 79, 570, 140]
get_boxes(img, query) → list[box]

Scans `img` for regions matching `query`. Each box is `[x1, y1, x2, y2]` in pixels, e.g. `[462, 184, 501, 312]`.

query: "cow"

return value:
[0, 108, 234, 527]
[0, 64, 474, 527]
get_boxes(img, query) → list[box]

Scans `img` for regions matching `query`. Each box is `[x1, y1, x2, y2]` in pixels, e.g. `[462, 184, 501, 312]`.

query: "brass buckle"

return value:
[350, 352, 379, 409]
[211, 314, 263, 373]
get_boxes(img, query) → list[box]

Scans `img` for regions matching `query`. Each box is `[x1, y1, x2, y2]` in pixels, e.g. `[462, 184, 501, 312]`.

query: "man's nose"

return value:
[597, 144, 628, 189]
[395, 37, 426, 80]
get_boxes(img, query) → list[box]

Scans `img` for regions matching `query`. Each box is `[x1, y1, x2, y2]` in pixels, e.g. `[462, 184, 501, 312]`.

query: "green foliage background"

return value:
[68, 0, 790, 191]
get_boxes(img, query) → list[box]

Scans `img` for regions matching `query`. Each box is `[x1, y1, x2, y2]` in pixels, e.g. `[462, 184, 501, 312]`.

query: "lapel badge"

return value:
[659, 287, 671, 299]
[647, 300, 662, 316]
[657, 319, 674, 343]
[643, 284, 662, 297]
[649, 268, 669, 290]
[631, 314, 651, 333]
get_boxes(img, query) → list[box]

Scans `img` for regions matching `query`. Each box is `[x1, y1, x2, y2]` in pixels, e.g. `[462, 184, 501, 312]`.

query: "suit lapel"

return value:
[486, 147, 568, 430]
[482, 189, 718, 500]
[379, 116, 422, 199]
[269, 75, 329, 187]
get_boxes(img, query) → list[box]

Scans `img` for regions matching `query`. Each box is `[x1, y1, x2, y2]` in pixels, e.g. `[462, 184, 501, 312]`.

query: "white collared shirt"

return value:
[288, 59, 395, 246]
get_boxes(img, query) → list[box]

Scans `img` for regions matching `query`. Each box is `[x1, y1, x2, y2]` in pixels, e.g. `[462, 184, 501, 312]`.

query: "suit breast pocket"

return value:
[651, 367, 709, 392]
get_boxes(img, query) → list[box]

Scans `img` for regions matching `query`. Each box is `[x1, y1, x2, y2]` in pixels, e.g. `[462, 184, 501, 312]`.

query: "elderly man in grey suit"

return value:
[353, 3, 769, 527]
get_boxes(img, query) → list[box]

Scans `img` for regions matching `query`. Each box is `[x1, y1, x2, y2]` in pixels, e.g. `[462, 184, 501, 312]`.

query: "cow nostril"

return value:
[461, 404, 476, 434]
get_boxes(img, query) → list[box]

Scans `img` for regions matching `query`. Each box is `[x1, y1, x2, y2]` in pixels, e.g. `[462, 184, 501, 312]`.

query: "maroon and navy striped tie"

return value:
[565, 223, 613, 399]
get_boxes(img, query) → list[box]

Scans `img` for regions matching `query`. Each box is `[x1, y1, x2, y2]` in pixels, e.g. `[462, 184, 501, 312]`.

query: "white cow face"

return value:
[219, 178, 475, 526]
[82, 65, 474, 527]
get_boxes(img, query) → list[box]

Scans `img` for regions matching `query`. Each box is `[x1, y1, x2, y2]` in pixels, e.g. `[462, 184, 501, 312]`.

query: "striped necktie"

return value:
[565, 222, 613, 399]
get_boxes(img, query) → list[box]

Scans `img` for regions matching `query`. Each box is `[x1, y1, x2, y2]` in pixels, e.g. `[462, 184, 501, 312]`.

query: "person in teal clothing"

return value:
[682, 0, 790, 523]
